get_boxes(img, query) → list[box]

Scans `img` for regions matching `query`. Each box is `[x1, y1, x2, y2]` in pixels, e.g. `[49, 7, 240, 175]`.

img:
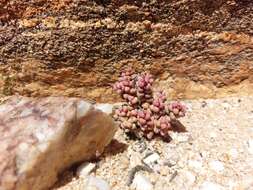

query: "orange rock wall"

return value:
[0, 0, 252, 102]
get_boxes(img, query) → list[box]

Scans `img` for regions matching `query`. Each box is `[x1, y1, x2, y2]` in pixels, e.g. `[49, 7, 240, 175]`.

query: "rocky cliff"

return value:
[0, 0, 252, 102]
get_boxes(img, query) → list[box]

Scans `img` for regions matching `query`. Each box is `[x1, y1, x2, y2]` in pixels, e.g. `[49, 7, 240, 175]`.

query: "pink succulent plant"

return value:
[113, 68, 186, 140]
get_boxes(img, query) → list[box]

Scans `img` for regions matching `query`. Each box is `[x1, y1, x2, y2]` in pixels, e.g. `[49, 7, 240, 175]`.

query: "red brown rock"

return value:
[0, 96, 117, 190]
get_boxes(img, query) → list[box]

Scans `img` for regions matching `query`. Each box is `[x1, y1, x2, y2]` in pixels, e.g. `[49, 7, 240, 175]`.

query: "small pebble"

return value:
[132, 173, 153, 190]
[169, 171, 178, 182]
[85, 176, 110, 190]
[201, 101, 207, 108]
[132, 141, 147, 153]
[143, 153, 160, 165]
[77, 162, 96, 177]
[127, 165, 153, 186]
[162, 160, 176, 167]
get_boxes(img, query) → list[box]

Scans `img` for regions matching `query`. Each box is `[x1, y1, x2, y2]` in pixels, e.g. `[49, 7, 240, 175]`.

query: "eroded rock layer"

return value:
[0, 0, 252, 101]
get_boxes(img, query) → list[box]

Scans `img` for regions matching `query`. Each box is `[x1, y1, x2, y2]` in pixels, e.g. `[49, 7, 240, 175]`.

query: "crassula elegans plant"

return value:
[113, 68, 186, 140]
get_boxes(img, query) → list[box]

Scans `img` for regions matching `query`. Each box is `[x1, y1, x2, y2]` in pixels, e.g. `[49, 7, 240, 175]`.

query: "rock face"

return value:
[0, 0, 253, 101]
[0, 96, 117, 190]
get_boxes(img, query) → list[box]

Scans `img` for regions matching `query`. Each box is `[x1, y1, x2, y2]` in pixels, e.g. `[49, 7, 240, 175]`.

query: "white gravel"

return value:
[54, 96, 253, 190]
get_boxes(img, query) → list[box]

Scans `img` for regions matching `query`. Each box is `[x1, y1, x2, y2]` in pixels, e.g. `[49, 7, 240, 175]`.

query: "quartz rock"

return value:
[0, 96, 117, 190]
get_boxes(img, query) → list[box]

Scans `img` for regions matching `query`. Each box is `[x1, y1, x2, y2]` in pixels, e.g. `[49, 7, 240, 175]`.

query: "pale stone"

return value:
[0, 96, 116, 190]
[77, 162, 96, 177]
[85, 176, 110, 190]
[132, 173, 153, 190]
[143, 153, 160, 165]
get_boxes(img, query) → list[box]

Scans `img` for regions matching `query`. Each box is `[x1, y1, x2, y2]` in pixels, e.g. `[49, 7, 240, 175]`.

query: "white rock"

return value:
[200, 181, 224, 190]
[95, 104, 114, 115]
[247, 139, 253, 154]
[77, 162, 96, 177]
[85, 176, 110, 190]
[0, 96, 116, 190]
[132, 173, 153, 190]
[143, 153, 160, 165]
[209, 161, 224, 173]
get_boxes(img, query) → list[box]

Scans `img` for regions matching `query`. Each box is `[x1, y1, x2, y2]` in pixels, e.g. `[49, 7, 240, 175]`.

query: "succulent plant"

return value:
[113, 68, 186, 140]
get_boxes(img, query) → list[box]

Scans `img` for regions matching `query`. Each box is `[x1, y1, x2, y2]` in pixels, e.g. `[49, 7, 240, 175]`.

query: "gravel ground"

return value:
[54, 96, 253, 190]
